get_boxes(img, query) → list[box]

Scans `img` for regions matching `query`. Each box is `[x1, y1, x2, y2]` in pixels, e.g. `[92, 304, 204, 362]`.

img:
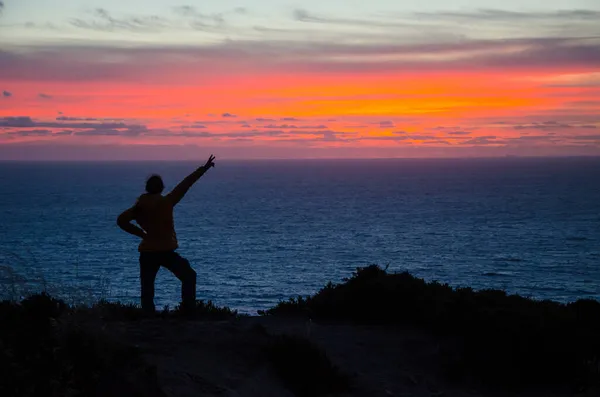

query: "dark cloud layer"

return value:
[447, 131, 472, 135]
[379, 121, 395, 128]
[57, 116, 98, 121]
[514, 121, 598, 130]
[8, 129, 52, 137]
[1, 35, 599, 83]
[1, 116, 135, 131]
[1, 116, 345, 141]
[181, 123, 207, 129]
[463, 136, 498, 145]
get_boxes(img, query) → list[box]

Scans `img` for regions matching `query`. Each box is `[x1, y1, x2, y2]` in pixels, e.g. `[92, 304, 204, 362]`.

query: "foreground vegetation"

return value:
[1, 293, 345, 397]
[0, 294, 237, 397]
[262, 265, 600, 390]
[3, 265, 600, 395]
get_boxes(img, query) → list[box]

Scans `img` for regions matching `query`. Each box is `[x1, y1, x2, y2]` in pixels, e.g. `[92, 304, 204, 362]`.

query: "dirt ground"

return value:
[100, 316, 599, 397]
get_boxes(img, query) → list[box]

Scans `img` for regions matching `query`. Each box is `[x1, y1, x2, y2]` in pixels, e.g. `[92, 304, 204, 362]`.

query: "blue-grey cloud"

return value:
[503, 135, 561, 145]
[406, 134, 437, 140]
[0, 116, 336, 141]
[359, 135, 409, 141]
[70, 8, 169, 32]
[572, 135, 600, 141]
[513, 121, 597, 130]
[463, 136, 498, 145]
[6, 129, 71, 137]
[72, 128, 143, 137]
[68, 6, 247, 34]
[181, 123, 207, 129]
[293, 8, 421, 29]
[57, 116, 98, 121]
[1, 36, 599, 83]
[414, 9, 600, 21]
[2, 90, 11, 97]
[302, 125, 329, 129]
[294, 8, 600, 34]
[39, 93, 53, 99]
[274, 130, 353, 143]
[1, 116, 135, 130]
[379, 121, 395, 128]
[8, 129, 52, 137]
[171, 5, 245, 31]
[56, 116, 125, 121]
[447, 131, 472, 135]
[172, 6, 197, 17]
[222, 112, 237, 118]
[565, 101, 600, 107]
[292, 8, 600, 44]
[263, 124, 297, 129]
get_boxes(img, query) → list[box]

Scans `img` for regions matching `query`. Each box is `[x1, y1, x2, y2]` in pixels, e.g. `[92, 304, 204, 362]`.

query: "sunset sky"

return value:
[1, 0, 599, 159]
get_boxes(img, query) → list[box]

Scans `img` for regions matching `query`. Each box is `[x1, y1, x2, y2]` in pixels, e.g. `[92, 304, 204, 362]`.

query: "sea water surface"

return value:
[1, 158, 599, 313]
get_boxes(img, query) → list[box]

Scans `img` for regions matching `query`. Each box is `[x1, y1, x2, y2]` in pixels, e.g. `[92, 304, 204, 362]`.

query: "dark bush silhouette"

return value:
[266, 334, 350, 397]
[262, 265, 600, 390]
[0, 293, 237, 396]
[176, 299, 238, 320]
[0, 293, 157, 396]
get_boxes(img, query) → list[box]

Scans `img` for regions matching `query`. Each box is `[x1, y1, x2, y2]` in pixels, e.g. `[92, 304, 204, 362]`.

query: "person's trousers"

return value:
[139, 250, 197, 312]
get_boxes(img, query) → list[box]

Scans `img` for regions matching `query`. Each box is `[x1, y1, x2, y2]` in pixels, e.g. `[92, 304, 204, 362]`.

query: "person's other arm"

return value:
[167, 154, 215, 206]
[117, 206, 146, 239]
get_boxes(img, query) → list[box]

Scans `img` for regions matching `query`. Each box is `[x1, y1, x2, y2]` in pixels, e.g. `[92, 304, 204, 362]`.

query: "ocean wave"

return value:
[493, 257, 524, 263]
[566, 236, 589, 242]
[482, 271, 515, 277]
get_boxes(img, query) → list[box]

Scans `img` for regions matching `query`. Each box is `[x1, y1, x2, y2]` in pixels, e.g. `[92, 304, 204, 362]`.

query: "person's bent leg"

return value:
[139, 252, 161, 314]
[163, 252, 197, 312]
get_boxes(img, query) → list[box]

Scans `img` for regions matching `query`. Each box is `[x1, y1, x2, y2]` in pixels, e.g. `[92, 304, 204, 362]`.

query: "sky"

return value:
[1, 0, 599, 160]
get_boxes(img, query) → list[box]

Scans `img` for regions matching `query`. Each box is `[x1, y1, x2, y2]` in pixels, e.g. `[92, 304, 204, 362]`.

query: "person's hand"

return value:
[204, 154, 216, 170]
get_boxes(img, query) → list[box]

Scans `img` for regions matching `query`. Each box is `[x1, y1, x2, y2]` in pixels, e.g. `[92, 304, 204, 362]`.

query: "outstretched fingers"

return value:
[206, 154, 216, 168]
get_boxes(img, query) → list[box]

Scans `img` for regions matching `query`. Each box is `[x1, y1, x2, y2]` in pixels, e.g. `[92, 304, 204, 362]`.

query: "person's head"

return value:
[145, 174, 164, 195]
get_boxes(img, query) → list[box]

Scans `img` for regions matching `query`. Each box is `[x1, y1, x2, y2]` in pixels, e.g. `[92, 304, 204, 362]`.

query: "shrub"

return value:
[173, 299, 238, 320]
[0, 293, 158, 397]
[263, 265, 600, 390]
[0, 292, 238, 396]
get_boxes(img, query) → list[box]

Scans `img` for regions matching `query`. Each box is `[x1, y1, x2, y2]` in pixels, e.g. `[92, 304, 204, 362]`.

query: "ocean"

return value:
[1, 158, 599, 313]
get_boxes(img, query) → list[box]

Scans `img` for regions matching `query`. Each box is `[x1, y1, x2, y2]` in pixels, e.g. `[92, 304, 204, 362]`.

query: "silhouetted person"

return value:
[117, 155, 216, 313]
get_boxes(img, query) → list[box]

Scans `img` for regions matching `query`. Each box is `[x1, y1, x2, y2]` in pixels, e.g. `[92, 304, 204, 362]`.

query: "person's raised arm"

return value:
[117, 206, 146, 239]
[167, 154, 215, 206]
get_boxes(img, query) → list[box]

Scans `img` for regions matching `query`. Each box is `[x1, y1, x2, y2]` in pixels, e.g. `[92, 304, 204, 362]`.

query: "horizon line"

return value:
[2, 155, 600, 163]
